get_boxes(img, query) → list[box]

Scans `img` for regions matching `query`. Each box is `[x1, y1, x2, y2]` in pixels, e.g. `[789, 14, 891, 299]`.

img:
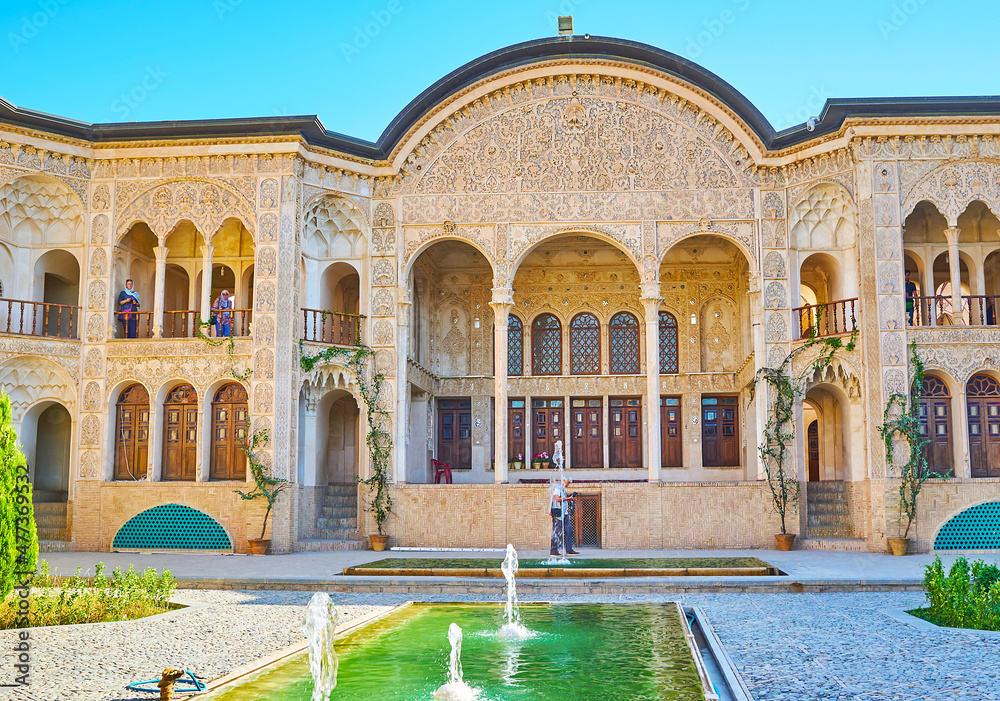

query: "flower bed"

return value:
[908, 556, 1000, 631]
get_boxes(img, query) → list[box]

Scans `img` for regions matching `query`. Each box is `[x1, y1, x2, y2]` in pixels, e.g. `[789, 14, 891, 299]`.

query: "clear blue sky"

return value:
[3, 0, 998, 141]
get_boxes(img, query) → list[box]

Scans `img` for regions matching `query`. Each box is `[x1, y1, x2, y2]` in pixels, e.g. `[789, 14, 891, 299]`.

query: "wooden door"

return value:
[573, 493, 601, 548]
[807, 421, 820, 482]
[967, 375, 1000, 478]
[702, 395, 739, 467]
[531, 398, 563, 460]
[437, 398, 472, 470]
[660, 396, 682, 468]
[211, 383, 248, 481]
[162, 384, 198, 481]
[114, 384, 149, 480]
[570, 398, 603, 468]
[919, 376, 953, 477]
[609, 397, 642, 468]
[508, 399, 526, 464]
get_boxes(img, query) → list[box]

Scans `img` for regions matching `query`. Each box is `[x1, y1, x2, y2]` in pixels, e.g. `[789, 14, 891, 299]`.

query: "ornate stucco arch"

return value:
[658, 224, 756, 269]
[0, 354, 77, 421]
[0, 172, 86, 246]
[401, 228, 496, 281]
[115, 177, 257, 242]
[789, 180, 857, 251]
[901, 159, 1000, 225]
[509, 224, 643, 281]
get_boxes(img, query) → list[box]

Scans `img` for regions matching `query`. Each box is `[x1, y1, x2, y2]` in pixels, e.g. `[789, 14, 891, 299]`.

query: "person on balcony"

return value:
[212, 289, 233, 337]
[904, 270, 917, 325]
[117, 279, 140, 338]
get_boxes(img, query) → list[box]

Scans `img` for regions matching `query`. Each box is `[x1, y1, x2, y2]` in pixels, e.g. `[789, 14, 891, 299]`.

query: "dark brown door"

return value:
[807, 421, 820, 482]
[531, 398, 563, 460]
[660, 396, 682, 468]
[919, 376, 953, 477]
[162, 384, 198, 481]
[609, 397, 642, 468]
[211, 383, 248, 481]
[437, 398, 472, 470]
[702, 395, 739, 467]
[573, 493, 601, 548]
[967, 375, 1000, 478]
[508, 399, 526, 464]
[570, 398, 603, 468]
[114, 384, 149, 480]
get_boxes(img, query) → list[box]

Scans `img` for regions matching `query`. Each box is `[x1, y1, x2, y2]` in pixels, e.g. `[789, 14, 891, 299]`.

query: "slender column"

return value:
[395, 293, 411, 484]
[923, 257, 937, 326]
[749, 272, 767, 479]
[640, 286, 663, 482]
[200, 245, 215, 329]
[955, 386, 972, 479]
[490, 288, 513, 484]
[975, 262, 987, 325]
[302, 389, 320, 486]
[946, 227, 964, 324]
[152, 245, 168, 338]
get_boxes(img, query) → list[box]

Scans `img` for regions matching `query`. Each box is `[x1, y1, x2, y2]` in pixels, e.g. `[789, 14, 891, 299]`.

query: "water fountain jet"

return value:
[301, 592, 339, 701]
[544, 440, 571, 565]
[433, 623, 478, 700]
[498, 544, 531, 640]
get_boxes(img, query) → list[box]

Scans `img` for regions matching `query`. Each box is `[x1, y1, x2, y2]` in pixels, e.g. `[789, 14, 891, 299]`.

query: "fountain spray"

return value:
[301, 592, 338, 701]
[498, 543, 530, 640]
[545, 440, 570, 565]
[434, 623, 477, 700]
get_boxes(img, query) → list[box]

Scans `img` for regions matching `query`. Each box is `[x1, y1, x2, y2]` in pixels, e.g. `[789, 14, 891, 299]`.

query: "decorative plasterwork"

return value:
[0, 355, 78, 420]
[900, 159, 1000, 224]
[114, 177, 258, 240]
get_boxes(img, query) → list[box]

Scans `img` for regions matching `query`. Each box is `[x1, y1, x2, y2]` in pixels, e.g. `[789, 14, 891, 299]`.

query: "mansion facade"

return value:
[2, 36, 998, 554]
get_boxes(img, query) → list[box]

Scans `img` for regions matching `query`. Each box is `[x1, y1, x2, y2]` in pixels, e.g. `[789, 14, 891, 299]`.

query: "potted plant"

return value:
[510, 453, 524, 470]
[534, 452, 550, 470]
[359, 425, 392, 552]
[235, 426, 289, 555]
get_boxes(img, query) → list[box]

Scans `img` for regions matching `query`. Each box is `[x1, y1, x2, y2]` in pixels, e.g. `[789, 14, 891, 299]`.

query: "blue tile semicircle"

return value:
[934, 502, 1000, 551]
[112, 503, 232, 550]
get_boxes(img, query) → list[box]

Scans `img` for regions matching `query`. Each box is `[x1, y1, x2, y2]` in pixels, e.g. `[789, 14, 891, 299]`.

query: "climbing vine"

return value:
[878, 342, 943, 539]
[234, 426, 289, 540]
[748, 305, 857, 535]
[299, 341, 393, 536]
[196, 317, 252, 382]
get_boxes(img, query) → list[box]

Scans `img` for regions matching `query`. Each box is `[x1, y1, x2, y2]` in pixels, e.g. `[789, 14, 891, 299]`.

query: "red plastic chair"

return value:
[432, 459, 453, 484]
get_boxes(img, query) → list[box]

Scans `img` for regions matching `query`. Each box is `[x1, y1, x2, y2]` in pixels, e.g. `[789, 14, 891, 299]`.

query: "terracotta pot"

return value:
[887, 537, 910, 556]
[774, 533, 797, 551]
[247, 538, 270, 555]
[512, 461, 523, 470]
[541, 461, 550, 470]
[370, 534, 389, 552]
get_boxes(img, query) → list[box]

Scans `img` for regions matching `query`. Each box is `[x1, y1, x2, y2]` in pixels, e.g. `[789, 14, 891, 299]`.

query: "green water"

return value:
[209, 603, 705, 700]
[352, 557, 771, 570]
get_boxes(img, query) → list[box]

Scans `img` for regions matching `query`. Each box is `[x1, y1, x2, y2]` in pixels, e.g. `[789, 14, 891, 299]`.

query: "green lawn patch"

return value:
[916, 555, 1000, 632]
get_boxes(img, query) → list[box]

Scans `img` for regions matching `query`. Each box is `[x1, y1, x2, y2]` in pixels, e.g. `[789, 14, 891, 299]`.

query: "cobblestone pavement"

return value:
[2, 590, 996, 700]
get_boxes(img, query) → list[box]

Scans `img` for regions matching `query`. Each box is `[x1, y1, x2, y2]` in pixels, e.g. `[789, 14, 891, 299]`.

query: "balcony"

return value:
[117, 310, 253, 339]
[301, 308, 364, 346]
[909, 295, 1000, 327]
[0, 298, 81, 339]
[793, 298, 858, 340]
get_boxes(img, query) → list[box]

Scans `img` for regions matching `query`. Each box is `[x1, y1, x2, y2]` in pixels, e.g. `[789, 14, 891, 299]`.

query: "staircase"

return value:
[805, 481, 857, 539]
[35, 502, 72, 552]
[297, 484, 365, 552]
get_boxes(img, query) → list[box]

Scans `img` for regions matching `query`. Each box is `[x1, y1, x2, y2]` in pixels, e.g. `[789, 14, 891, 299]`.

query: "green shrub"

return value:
[916, 555, 1000, 631]
[0, 390, 37, 601]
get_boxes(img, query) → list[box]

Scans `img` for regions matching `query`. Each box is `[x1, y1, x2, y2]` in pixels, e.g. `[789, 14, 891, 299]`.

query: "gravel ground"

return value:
[1, 589, 996, 701]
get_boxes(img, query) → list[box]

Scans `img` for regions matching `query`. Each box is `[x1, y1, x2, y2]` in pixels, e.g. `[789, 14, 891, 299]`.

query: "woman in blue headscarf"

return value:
[117, 279, 140, 338]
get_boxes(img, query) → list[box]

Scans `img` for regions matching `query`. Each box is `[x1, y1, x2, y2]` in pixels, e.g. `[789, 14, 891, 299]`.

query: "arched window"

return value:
[211, 383, 249, 481]
[967, 374, 1000, 478]
[659, 311, 679, 374]
[919, 375, 952, 477]
[507, 314, 523, 376]
[609, 312, 640, 375]
[114, 384, 149, 480]
[531, 314, 562, 375]
[570, 312, 601, 375]
[163, 384, 198, 481]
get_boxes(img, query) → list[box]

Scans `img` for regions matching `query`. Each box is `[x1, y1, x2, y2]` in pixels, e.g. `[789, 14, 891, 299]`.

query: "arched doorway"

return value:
[919, 375, 953, 477]
[807, 420, 820, 482]
[324, 393, 360, 484]
[32, 249, 80, 337]
[25, 402, 71, 501]
[210, 383, 248, 481]
[114, 384, 149, 481]
[162, 384, 198, 481]
[967, 374, 1000, 478]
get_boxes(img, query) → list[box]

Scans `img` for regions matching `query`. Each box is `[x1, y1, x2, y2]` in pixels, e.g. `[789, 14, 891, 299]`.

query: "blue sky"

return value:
[3, 0, 998, 141]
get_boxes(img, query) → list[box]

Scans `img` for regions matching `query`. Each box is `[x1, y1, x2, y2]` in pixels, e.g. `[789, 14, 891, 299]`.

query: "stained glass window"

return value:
[921, 375, 950, 398]
[968, 374, 1000, 397]
[570, 312, 600, 375]
[609, 311, 640, 375]
[658, 311, 679, 374]
[531, 313, 562, 375]
[507, 314, 523, 376]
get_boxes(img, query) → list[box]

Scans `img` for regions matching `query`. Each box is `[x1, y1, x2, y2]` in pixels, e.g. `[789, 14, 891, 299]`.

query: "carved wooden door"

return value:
[162, 384, 198, 481]
[508, 399, 526, 464]
[609, 397, 642, 468]
[919, 376, 953, 477]
[967, 375, 1000, 478]
[660, 396, 682, 468]
[114, 384, 149, 480]
[211, 383, 248, 481]
[437, 398, 472, 470]
[570, 398, 603, 468]
[807, 421, 820, 481]
[702, 395, 739, 467]
[531, 398, 563, 460]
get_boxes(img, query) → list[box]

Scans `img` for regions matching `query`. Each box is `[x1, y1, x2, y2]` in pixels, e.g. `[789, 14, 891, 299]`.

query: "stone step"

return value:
[296, 539, 366, 552]
[807, 526, 857, 539]
[317, 517, 357, 529]
[808, 513, 852, 526]
[315, 527, 360, 540]
[796, 537, 868, 552]
[32, 490, 67, 503]
[39, 540, 74, 552]
[322, 495, 356, 508]
[325, 485, 357, 496]
[32, 502, 68, 514]
[320, 505, 356, 519]
[37, 528, 69, 541]
[807, 502, 850, 515]
[35, 512, 68, 529]
[806, 481, 848, 493]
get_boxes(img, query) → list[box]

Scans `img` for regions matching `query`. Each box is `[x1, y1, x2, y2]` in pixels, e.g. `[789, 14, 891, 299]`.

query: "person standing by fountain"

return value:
[549, 477, 578, 556]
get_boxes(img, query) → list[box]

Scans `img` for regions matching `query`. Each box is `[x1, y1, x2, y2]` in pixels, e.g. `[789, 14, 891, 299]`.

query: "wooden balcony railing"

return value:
[162, 310, 200, 338]
[115, 311, 154, 339]
[964, 295, 1000, 326]
[793, 298, 858, 339]
[302, 308, 363, 346]
[213, 309, 252, 337]
[0, 299, 80, 339]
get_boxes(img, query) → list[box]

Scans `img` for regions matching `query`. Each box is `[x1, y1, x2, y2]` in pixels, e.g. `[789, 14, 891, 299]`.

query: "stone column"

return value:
[640, 285, 663, 482]
[955, 385, 972, 479]
[923, 261, 936, 326]
[490, 287, 513, 484]
[395, 292, 411, 484]
[200, 245, 215, 330]
[975, 263, 987, 325]
[301, 388, 320, 486]
[946, 227, 963, 324]
[152, 245, 168, 338]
